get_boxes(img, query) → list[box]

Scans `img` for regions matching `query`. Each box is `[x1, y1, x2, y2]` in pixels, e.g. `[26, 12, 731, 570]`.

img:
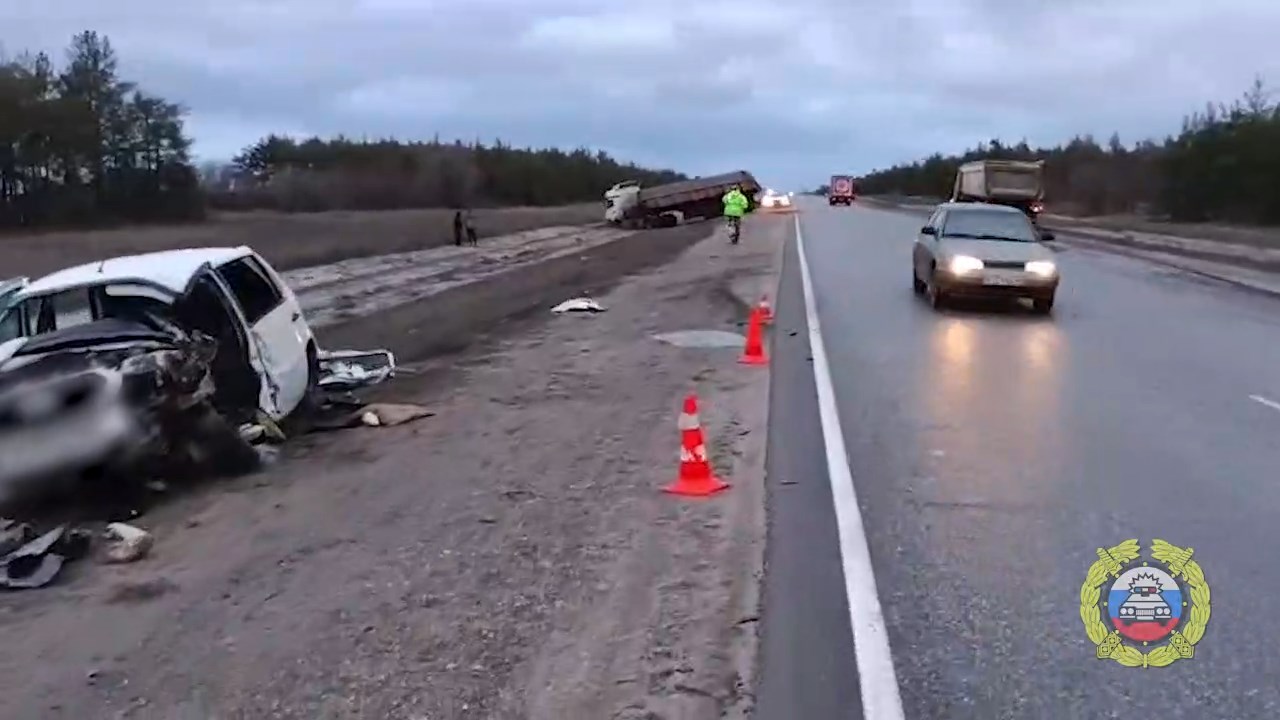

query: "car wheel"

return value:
[1032, 294, 1055, 315]
[285, 344, 323, 430]
[927, 271, 947, 310]
[912, 269, 926, 295]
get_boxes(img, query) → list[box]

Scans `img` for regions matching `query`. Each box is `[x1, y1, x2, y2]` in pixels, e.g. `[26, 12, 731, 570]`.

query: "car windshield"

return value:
[942, 210, 1038, 242]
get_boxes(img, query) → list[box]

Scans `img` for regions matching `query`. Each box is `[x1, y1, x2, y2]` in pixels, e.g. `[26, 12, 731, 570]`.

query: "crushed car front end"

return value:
[0, 320, 220, 504]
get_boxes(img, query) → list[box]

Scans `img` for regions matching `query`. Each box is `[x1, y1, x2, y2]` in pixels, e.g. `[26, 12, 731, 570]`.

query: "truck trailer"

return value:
[951, 159, 1046, 224]
[828, 175, 856, 205]
[604, 171, 760, 228]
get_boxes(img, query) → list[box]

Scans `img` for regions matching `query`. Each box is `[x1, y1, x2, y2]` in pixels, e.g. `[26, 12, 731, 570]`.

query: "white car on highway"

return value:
[911, 202, 1060, 314]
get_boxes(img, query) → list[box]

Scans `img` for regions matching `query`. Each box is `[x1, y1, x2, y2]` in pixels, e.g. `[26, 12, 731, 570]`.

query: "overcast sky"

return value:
[4, 0, 1279, 188]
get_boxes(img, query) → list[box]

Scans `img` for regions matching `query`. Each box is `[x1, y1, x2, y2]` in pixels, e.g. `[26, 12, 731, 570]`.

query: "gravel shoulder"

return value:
[0, 215, 787, 719]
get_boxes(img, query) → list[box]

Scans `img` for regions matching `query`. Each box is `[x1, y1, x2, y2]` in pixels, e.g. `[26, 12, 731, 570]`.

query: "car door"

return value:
[915, 209, 944, 277]
[175, 267, 265, 418]
[213, 255, 310, 418]
[252, 252, 314, 351]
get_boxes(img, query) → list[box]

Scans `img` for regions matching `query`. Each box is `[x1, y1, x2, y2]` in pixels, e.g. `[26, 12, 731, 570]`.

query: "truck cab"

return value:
[604, 180, 642, 224]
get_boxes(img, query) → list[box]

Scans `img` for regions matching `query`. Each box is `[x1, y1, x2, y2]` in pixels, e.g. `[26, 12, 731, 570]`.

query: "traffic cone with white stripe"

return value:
[663, 394, 730, 497]
[756, 294, 774, 324]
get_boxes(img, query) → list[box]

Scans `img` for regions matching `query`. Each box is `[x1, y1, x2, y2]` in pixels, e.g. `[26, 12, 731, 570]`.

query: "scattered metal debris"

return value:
[0, 523, 91, 590]
[317, 349, 396, 390]
[551, 297, 606, 313]
[652, 330, 746, 348]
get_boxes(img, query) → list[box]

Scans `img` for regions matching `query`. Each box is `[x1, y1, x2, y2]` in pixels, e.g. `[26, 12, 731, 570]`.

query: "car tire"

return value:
[927, 271, 947, 310]
[1032, 294, 1055, 315]
[912, 270, 926, 295]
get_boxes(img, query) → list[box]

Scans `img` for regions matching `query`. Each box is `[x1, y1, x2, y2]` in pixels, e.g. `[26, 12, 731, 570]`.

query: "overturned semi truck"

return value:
[603, 171, 761, 229]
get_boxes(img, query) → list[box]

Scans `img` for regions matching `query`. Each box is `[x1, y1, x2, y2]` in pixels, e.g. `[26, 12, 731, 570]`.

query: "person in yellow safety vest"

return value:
[722, 185, 749, 243]
[722, 185, 749, 219]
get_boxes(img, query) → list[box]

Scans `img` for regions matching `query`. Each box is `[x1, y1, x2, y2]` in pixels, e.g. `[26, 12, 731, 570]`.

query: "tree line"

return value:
[1, 31, 687, 231]
[211, 136, 686, 213]
[0, 31, 202, 229]
[852, 79, 1280, 225]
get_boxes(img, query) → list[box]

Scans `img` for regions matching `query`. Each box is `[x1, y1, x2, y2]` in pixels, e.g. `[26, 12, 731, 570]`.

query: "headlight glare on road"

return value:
[1025, 260, 1056, 276]
[948, 255, 984, 274]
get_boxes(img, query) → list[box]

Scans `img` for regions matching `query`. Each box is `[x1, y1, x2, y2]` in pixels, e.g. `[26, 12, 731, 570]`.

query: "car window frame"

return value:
[214, 256, 285, 326]
[0, 306, 21, 343]
[927, 208, 946, 234]
[25, 287, 100, 334]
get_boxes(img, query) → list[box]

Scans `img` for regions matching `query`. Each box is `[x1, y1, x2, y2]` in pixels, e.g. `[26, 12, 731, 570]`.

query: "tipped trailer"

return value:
[604, 171, 761, 228]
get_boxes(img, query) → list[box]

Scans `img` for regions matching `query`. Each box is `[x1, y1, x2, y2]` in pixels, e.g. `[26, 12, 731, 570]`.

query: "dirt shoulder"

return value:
[0, 216, 786, 720]
[0, 204, 600, 279]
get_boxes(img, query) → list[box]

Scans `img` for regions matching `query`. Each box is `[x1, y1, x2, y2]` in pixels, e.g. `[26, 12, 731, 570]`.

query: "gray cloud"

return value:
[3, 0, 1278, 188]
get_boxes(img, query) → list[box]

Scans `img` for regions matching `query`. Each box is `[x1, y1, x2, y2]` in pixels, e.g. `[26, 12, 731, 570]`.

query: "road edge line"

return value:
[793, 214, 906, 720]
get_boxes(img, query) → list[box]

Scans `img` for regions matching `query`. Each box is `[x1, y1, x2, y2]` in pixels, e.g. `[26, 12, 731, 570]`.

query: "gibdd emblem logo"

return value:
[1079, 539, 1211, 668]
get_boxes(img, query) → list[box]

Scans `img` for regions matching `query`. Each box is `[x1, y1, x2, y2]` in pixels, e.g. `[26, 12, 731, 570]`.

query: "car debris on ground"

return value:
[0, 520, 92, 590]
[551, 296, 607, 313]
[309, 402, 435, 431]
[101, 522, 153, 564]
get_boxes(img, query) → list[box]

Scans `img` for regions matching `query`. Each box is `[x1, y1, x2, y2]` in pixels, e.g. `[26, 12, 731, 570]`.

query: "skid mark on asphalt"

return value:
[794, 214, 906, 720]
[1250, 394, 1280, 413]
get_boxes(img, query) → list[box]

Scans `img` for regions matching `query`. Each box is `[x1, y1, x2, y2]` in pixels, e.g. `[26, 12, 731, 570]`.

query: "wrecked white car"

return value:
[0, 247, 393, 502]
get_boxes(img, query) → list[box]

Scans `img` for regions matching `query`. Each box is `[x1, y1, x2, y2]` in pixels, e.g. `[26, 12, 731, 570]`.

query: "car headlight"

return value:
[948, 255, 984, 274]
[1025, 260, 1056, 276]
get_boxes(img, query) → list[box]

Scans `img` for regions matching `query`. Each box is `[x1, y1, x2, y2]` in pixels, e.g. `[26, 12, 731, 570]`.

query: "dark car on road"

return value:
[912, 203, 1060, 314]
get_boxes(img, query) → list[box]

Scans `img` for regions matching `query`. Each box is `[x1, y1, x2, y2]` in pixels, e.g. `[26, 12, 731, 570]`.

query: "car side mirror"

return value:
[1039, 231, 1055, 241]
[920, 226, 937, 236]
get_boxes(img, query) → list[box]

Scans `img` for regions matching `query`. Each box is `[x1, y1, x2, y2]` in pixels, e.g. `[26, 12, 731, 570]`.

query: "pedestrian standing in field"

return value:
[453, 209, 465, 247]
[464, 209, 478, 246]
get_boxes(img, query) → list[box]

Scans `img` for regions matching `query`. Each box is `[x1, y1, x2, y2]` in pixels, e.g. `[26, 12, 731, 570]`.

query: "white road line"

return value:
[794, 215, 906, 720]
[1250, 394, 1280, 413]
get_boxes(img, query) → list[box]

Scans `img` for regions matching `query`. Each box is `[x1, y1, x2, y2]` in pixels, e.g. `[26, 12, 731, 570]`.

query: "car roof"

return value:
[17, 246, 254, 299]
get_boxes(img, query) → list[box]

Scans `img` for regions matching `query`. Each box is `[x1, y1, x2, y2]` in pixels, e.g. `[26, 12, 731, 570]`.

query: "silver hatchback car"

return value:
[912, 203, 1060, 314]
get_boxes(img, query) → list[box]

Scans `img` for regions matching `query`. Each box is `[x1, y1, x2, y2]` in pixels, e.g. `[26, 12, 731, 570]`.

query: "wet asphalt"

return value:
[759, 198, 1280, 719]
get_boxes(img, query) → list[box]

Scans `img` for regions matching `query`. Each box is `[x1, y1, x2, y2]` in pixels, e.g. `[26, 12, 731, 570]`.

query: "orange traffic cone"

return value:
[757, 294, 774, 324]
[663, 394, 729, 497]
[739, 307, 768, 366]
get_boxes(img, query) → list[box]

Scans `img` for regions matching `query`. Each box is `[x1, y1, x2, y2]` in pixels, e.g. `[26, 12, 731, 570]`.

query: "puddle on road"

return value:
[653, 330, 745, 348]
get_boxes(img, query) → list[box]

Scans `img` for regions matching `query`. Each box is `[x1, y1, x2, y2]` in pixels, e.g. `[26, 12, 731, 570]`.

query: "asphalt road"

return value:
[758, 197, 1280, 719]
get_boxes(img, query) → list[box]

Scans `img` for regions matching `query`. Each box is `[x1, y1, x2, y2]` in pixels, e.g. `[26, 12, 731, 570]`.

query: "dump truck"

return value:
[828, 175, 856, 206]
[951, 159, 1046, 224]
[604, 171, 761, 228]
